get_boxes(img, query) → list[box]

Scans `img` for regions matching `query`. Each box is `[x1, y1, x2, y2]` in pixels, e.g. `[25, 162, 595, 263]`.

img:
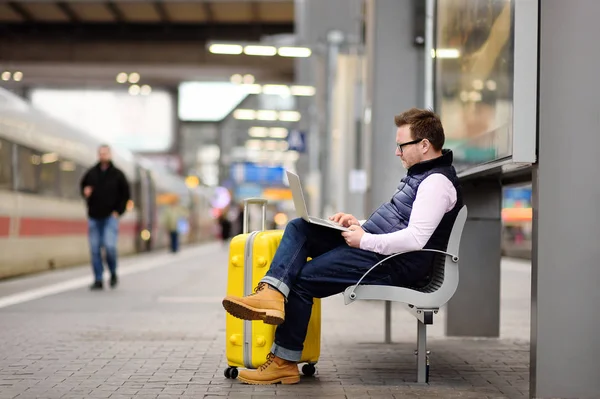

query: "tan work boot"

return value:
[237, 353, 300, 385]
[222, 283, 285, 325]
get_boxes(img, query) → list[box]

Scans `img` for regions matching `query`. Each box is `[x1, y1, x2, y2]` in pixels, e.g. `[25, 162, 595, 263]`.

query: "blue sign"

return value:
[287, 130, 306, 153]
[230, 163, 286, 186]
[235, 183, 263, 200]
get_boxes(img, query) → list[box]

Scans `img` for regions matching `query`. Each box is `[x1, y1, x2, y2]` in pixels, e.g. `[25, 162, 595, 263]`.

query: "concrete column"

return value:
[531, 1, 600, 397]
[294, 0, 362, 85]
[364, 0, 423, 214]
[364, 0, 423, 343]
[445, 180, 502, 337]
[294, 0, 361, 215]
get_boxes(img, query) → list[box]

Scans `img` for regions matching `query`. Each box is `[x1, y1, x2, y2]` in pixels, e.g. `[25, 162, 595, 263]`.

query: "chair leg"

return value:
[384, 301, 392, 344]
[416, 319, 427, 383]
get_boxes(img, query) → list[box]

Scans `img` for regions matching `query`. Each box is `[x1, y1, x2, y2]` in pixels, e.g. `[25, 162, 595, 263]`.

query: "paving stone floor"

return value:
[0, 243, 532, 398]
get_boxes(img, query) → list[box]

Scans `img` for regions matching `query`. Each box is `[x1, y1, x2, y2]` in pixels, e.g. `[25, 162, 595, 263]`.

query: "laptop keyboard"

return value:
[311, 217, 343, 228]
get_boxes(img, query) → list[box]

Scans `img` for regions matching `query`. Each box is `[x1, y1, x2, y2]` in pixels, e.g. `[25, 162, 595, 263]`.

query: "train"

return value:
[0, 88, 216, 279]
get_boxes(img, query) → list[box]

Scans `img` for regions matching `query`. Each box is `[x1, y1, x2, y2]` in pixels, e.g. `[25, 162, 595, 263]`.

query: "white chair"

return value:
[343, 206, 468, 383]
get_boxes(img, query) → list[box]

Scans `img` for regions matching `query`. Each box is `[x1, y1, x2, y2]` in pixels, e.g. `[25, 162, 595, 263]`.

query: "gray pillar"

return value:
[364, 0, 423, 212]
[294, 0, 362, 85]
[364, 0, 423, 342]
[531, 1, 600, 397]
[445, 181, 501, 337]
[294, 0, 362, 215]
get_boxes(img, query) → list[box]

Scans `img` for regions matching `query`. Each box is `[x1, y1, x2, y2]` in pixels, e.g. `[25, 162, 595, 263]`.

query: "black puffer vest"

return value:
[362, 149, 463, 281]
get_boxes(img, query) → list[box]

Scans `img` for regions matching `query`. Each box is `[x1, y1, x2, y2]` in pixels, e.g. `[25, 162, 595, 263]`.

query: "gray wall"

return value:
[531, 1, 600, 397]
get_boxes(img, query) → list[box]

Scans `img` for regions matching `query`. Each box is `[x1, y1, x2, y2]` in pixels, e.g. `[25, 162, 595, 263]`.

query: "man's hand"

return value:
[112, 211, 119, 219]
[329, 212, 360, 227]
[341, 225, 365, 248]
[83, 186, 93, 198]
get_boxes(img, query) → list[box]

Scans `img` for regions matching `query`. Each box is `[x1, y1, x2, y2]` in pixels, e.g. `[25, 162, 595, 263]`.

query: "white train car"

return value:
[0, 88, 215, 279]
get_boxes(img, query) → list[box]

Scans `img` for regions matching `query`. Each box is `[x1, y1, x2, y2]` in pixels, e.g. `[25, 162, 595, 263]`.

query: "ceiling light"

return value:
[116, 72, 128, 84]
[277, 141, 290, 151]
[264, 140, 279, 151]
[290, 85, 315, 96]
[486, 80, 497, 91]
[60, 161, 76, 172]
[1, 72, 11, 81]
[278, 47, 312, 58]
[472, 79, 484, 90]
[256, 110, 278, 121]
[209, 44, 243, 55]
[433, 48, 460, 59]
[269, 127, 289, 139]
[242, 84, 262, 94]
[13, 71, 23, 82]
[129, 84, 141, 95]
[242, 74, 255, 84]
[249, 127, 269, 138]
[41, 152, 58, 164]
[244, 45, 277, 56]
[128, 72, 140, 84]
[245, 140, 263, 150]
[230, 74, 243, 84]
[233, 109, 256, 120]
[278, 111, 301, 122]
[140, 85, 152, 95]
[262, 85, 291, 96]
[468, 91, 482, 102]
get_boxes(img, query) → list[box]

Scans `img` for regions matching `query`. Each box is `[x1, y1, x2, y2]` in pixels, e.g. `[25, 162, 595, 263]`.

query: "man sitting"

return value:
[222, 108, 463, 385]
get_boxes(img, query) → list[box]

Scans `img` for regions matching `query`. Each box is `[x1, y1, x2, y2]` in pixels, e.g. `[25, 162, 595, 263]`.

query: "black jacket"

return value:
[80, 162, 131, 219]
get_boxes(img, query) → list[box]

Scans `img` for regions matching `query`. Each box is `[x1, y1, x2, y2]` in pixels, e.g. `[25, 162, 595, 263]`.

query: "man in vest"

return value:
[222, 108, 462, 385]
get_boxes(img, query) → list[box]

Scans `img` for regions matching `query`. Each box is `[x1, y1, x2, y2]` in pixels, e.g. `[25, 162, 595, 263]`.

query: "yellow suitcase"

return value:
[224, 198, 321, 379]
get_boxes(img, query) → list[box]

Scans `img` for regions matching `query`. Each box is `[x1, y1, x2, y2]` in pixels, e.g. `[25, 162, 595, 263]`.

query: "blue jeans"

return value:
[260, 218, 414, 362]
[88, 216, 119, 282]
[169, 231, 179, 252]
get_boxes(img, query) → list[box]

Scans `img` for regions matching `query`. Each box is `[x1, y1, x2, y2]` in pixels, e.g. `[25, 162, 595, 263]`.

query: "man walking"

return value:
[80, 145, 130, 290]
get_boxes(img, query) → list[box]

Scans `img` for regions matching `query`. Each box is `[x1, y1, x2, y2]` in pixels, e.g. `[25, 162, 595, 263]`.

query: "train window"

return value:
[59, 160, 85, 199]
[0, 139, 12, 190]
[16, 146, 39, 193]
[39, 153, 60, 197]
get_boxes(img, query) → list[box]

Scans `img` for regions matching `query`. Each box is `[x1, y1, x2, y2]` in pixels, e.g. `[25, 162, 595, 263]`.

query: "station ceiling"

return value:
[0, 0, 294, 40]
[0, 0, 296, 86]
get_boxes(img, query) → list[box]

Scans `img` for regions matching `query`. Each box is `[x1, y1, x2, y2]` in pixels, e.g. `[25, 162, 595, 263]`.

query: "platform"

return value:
[0, 243, 530, 399]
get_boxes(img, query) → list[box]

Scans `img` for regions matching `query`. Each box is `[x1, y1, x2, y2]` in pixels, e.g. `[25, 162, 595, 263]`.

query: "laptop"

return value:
[286, 170, 350, 232]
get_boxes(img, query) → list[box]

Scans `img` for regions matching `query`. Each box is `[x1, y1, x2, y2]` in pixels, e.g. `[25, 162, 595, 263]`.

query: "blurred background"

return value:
[0, 0, 532, 280]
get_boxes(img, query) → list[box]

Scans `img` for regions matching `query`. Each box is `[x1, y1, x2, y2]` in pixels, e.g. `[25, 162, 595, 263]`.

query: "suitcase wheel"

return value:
[224, 367, 238, 379]
[302, 363, 316, 377]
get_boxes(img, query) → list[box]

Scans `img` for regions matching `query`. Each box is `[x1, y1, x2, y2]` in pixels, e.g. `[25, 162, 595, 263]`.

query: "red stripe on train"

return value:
[0, 216, 9, 237]
[18, 217, 137, 237]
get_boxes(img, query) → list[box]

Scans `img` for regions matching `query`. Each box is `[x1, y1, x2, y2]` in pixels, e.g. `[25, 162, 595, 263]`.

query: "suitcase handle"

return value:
[243, 198, 268, 234]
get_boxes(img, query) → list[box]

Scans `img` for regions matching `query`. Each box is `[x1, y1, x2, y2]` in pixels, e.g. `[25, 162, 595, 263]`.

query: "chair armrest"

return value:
[347, 248, 459, 301]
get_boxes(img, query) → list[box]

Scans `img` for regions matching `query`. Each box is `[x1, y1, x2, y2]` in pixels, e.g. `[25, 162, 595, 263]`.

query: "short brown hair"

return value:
[394, 108, 444, 151]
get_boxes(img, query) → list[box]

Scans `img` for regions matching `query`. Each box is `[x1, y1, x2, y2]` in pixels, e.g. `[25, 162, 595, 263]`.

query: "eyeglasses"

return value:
[396, 138, 423, 154]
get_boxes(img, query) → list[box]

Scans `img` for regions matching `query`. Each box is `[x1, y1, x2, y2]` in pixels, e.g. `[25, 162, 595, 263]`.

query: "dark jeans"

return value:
[88, 216, 119, 282]
[169, 231, 179, 252]
[260, 218, 413, 362]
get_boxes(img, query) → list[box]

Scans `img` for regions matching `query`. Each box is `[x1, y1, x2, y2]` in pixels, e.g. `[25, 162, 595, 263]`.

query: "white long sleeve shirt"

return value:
[359, 173, 457, 255]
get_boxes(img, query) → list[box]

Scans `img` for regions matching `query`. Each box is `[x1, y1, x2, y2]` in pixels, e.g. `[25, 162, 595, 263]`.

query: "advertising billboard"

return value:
[434, 0, 537, 177]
